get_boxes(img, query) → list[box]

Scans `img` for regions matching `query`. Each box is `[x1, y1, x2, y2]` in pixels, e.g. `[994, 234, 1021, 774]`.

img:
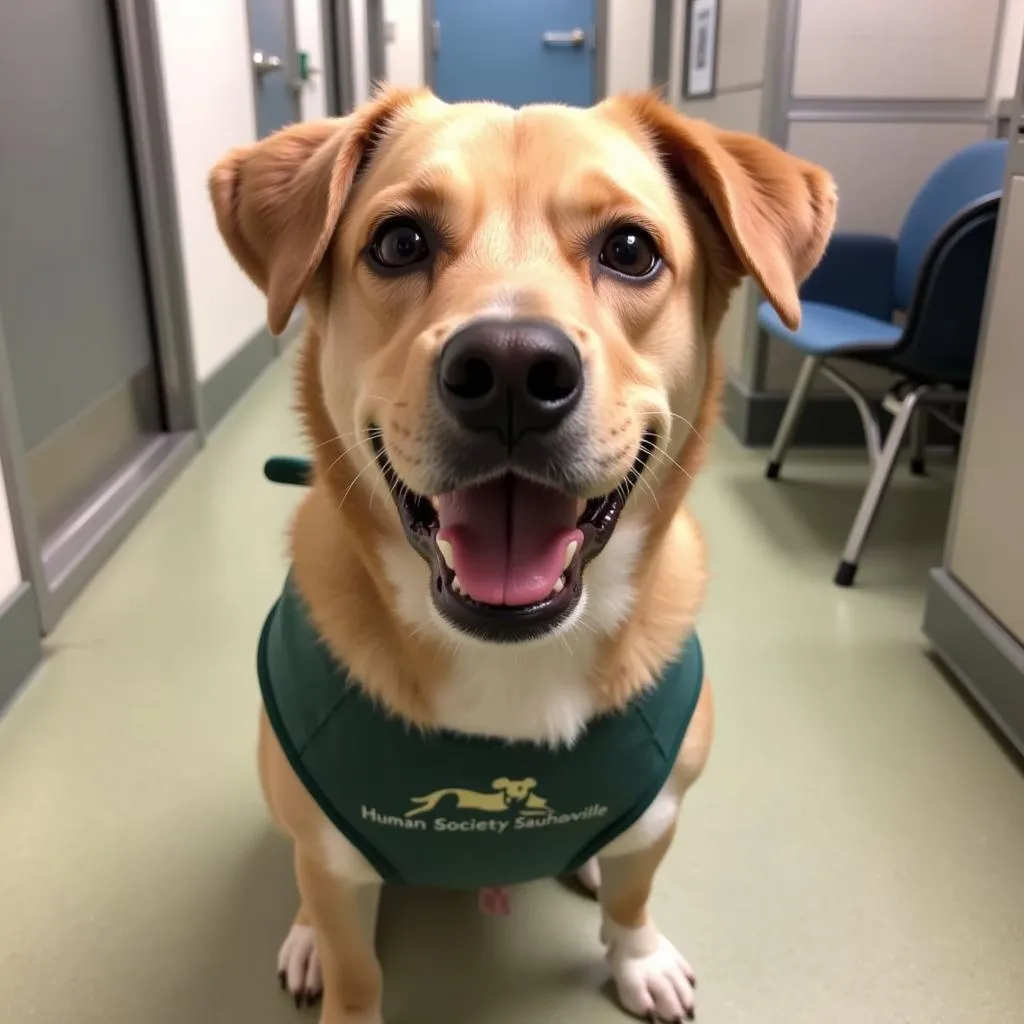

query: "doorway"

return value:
[426, 0, 605, 107]
[0, 0, 198, 629]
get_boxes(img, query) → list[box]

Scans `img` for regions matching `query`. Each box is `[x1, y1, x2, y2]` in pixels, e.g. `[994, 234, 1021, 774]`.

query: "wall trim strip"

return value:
[723, 373, 960, 449]
[0, 582, 42, 715]
[723, 373, 883, 447]
[788, 108, 990, 125]
[200, 318, 303, 432]
[924, 568, 1024, 758]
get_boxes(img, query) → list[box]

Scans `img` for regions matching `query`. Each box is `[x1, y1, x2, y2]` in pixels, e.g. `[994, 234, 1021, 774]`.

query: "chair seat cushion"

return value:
[757, 301, 902, 356]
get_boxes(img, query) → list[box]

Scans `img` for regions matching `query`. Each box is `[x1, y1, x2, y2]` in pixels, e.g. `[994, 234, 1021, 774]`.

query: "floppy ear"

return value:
[208, 88, 420, 334]
[491, 777, 511, 790]
[604, 94, 837, 330]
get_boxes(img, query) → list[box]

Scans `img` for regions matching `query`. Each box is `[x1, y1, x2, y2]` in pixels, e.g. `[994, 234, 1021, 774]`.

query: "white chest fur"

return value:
[379, 517, 646, 747]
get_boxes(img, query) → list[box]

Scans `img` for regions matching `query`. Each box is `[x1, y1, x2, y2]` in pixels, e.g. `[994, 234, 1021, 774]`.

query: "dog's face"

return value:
[492, 778, 538, 806]
[211, 90, 835, 646]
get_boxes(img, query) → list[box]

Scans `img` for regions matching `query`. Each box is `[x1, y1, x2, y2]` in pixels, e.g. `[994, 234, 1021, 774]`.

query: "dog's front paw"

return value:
[277, 923, 323, 1008]
[603, 921, 696, 1022]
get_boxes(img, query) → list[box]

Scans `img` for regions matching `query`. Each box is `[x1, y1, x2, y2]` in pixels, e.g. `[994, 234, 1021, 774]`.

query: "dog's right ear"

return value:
[491, 777, 511, 790]
[209, 88, 420, 334]
[602, 94, 837, 330]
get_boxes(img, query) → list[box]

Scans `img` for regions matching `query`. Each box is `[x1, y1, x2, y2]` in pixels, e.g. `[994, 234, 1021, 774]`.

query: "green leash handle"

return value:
[264, 456, 313, 487]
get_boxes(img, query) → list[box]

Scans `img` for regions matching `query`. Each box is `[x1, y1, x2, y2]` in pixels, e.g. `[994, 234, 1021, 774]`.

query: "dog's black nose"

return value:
[437, 318, 583, 442]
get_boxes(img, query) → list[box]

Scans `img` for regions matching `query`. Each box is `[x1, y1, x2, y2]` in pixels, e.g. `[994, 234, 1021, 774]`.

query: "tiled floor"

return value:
[1, 355, 1021, 1023]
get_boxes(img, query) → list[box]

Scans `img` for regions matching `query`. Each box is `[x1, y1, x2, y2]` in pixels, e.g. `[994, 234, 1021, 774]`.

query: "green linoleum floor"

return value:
[1, 354, 1021, 1023]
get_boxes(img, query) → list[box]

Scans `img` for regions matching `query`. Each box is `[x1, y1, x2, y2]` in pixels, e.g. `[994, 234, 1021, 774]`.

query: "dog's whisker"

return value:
[633, 470, 661, 510]
[364, 394, 409, 409]
[315, 425, 381, 450]
[324, 436, 376, 477]
[664, 410, 709, 446]
[334, 456, 378, 516]
[641, 438, 693, 483]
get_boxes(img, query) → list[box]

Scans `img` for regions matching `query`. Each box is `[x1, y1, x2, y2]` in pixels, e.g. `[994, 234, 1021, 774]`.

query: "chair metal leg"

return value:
[834, 386, 929, 587]
[910, 405, 927, 476]
[766, 356, 820, 479]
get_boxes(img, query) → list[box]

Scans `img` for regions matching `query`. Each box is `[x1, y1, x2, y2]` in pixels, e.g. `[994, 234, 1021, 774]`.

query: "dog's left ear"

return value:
[209, 87, 421, 334]
[603, 94, 837, 330]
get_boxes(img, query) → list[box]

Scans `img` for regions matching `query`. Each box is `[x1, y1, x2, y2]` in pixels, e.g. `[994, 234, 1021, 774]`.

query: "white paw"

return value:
[277, 923, 323, 1007]
[577, 857, 602, 894]
[605, 923, 696, 1022]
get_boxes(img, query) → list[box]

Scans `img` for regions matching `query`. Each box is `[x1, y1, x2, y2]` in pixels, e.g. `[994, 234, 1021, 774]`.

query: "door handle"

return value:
[252, 51, 284, 78]
[542, 28, 586, 48]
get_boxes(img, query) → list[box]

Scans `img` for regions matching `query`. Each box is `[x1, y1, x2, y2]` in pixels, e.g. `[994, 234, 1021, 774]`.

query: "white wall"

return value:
[383, 0, 424, 89]
[154, 0, 265, 382]
[606, 0, 654, 94]
[788, 120, 990, 236]
[0, 456, 21, 604]
[995, 0, 1024, 101]
[295, 0, 329, 120]
[793, 0, 1001, 101]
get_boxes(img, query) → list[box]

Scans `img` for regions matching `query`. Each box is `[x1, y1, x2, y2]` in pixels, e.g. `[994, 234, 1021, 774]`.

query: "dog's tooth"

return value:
[452, 575, 464, 594]
[436, 538, 455, 570]
[553, 576, 565, 594]
[563, 540, 578, 571]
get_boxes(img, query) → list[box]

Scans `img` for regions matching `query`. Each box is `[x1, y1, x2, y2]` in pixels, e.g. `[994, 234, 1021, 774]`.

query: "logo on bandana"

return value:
[359, 776, 608, 833]
[406, 777, 552, 818]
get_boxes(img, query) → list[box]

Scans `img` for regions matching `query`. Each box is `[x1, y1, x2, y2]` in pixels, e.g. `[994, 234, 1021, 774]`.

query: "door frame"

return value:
[414, 0, 610, 101]
[0, 0, 202, 632]
[323, 0, 357, 114]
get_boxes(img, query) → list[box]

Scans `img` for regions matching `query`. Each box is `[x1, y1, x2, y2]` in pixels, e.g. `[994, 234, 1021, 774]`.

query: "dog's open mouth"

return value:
[373, 432, 655, 642]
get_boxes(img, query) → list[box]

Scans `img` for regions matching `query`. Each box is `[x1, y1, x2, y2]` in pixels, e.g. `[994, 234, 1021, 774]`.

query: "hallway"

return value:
[0, 351, 1021, 1024]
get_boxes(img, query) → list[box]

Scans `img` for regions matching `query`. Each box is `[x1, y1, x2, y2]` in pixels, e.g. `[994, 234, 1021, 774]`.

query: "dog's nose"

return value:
[437, 318, 583, 442]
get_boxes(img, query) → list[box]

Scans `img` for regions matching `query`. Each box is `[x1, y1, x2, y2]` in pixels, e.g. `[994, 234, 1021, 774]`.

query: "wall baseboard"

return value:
[924, 568, 1024, 759]
[723, 374, 879, 447]
[0, 582, 42, 714]
[723, 374, 959, 449]
[200, 316, 303, 432]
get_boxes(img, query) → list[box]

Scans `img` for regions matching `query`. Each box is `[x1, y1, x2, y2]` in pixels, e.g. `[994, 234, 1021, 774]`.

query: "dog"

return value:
[405, 778, 550, 817]
[210, 87, 835, 1023]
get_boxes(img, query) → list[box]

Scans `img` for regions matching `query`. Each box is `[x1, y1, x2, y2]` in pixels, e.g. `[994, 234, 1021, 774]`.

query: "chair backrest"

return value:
[897, 198, 1001, 384]
[894, 140, 1008, 310]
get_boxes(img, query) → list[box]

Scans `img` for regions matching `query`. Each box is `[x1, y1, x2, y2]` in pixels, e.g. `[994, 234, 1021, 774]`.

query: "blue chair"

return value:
[758, 139, 1008, 586]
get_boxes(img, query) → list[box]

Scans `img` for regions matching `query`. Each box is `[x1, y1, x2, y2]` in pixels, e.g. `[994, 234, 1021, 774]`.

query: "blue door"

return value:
[432, 0, 595, 108]
[248, 0, 300, 138]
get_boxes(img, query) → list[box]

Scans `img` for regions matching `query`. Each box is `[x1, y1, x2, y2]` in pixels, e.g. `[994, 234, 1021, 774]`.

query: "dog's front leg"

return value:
[295, 848, 384, 1024]
[599, 832, 696, 1022]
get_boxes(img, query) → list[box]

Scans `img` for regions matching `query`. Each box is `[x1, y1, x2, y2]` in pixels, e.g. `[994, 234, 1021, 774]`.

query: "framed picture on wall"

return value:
[683, 0, 720, 99]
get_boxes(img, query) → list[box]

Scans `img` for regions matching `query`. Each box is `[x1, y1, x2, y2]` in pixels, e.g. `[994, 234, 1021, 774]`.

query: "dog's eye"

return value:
[598, 226, 661, 278]
[369, 217, 430, 270]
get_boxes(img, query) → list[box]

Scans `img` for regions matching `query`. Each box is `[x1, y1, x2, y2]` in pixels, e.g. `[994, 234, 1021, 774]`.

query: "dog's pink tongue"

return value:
[437, 477, 582, 606]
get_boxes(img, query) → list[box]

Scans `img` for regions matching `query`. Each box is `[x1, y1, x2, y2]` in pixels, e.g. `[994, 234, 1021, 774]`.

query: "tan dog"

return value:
[210, 88, 835, 1023]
